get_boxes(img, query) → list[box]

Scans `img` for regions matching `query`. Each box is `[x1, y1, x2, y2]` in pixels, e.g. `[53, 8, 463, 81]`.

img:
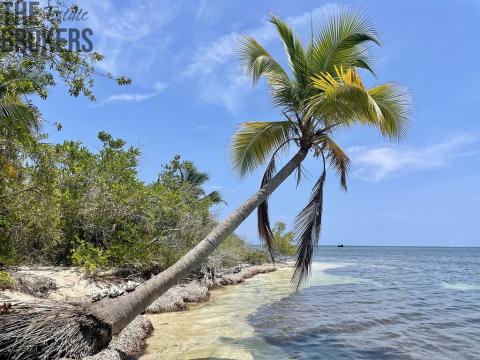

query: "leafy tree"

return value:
[0, 73, 39, 180]
[55, 133, 215, 269]
[0, 1, 130, 101]
[0, 1, 130, 224]
[271, 222, 296, 258]
[0, 136, 60, 264]
[0, 130, 236, 270]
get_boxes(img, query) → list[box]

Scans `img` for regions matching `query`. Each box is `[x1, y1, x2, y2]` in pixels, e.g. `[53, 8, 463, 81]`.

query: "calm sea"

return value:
[250, 246, 480, 359]
[142, 246, 480, 359]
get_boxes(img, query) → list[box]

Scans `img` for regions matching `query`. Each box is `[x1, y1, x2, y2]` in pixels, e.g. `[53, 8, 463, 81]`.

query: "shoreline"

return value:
[0, 263, 278, 360]
[87, 264, 279, 359]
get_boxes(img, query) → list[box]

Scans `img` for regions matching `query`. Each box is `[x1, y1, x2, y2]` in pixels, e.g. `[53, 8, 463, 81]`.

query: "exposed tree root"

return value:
[0, 303, 111, 360]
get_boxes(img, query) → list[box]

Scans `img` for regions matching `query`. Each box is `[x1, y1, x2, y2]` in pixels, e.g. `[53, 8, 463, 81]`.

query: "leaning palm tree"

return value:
[233, 13, 409, 285]
[0, 9, 410, 359]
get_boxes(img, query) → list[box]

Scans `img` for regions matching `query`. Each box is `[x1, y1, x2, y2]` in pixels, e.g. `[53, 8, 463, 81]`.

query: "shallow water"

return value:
[142, 247, 480, 359]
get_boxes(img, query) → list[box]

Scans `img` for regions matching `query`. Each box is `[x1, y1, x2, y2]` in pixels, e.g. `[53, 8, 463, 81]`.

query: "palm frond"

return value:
[318, 135, 350, 190]
[269, 15, 307, 85]
[308, 66, 376, 125]
[257, 137, 296, 259]
[295, 164, 309, 188]
[204, 191, 225, 205]
[268, 72, 302, 113]
[258, 155, 276, 260]
[309, 66, 410, 139]
[231, 121, 294, 176]
[185, 170, 209, 187]
[0, 102, 39, 131]
[368, 83, 411, 140]
[292, 170, 326, 289]
[307, 8, 380, 77]
[237, 36, 299, 111]
[237, 36, 288, 85]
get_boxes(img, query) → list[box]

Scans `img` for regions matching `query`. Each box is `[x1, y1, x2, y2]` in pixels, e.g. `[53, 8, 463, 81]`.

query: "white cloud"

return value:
[185, 33, 238, 78]
[184, 4, 339, 112]
[98, 81, 168, 106]
[349, 134, 479, 181]
[198, 71, 251, 113]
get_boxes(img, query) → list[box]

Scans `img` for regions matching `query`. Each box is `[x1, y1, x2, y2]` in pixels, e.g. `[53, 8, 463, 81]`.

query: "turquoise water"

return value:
[250, 246, 480, 359]
[143, 247, 480, 359]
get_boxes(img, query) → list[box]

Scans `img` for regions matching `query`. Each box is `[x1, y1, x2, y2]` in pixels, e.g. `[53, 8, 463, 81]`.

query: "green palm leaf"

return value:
[368, 83, 411, 140]
[309, 67, 410, 139]
[237, 36, 299, 112]
[231, 121, 295, 176]
[317, 135, 350, 190]
[307, 8, 380, 77]
[269, 15, 307, 85]
[0, 102, 38, 132]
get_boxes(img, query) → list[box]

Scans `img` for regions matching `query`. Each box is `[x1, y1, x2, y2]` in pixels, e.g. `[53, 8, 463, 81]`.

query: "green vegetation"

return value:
[0, 1, 266, 273]
[271, 222, 297, 258]
[212, 233, 268, 267]
[0, 1, 130, 102]
[0, 271, 14, 290]
[0, 131, 261, 271]
[0, 9, 413, 359]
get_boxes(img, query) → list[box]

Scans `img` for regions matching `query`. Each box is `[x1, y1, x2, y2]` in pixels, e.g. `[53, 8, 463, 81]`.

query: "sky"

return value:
[36, 0, 480, 247]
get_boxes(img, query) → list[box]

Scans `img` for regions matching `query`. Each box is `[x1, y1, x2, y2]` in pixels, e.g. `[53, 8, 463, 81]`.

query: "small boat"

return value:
[337, 244, 344, 248]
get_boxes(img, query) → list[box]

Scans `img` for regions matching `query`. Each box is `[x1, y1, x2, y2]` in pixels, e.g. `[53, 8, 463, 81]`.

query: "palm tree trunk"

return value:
[88, 148, 308, 335]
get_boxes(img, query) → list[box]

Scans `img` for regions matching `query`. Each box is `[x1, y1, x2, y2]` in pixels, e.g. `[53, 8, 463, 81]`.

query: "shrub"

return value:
[0, 271, 14, 290]
[271, 222, 297, 258]
[71, 241, 108, 275]
[1, 132, 219, 271]
[241, 247, 269, 265]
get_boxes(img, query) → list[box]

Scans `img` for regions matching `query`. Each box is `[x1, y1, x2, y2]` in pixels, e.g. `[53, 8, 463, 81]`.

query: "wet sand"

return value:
[141, 263, 344, 359]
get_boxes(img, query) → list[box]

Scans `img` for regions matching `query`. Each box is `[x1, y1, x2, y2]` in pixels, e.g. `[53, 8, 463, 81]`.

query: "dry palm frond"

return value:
[258, 155, 276, 261]
[292, 170, 326, 289]
[0, 302, 111, 360]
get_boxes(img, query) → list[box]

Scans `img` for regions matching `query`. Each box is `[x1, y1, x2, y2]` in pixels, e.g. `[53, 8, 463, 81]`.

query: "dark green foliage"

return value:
[0, 131, 257, 271]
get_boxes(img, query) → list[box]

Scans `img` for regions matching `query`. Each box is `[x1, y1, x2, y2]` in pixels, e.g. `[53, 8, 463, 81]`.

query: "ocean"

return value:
[142, 247, 480, 359]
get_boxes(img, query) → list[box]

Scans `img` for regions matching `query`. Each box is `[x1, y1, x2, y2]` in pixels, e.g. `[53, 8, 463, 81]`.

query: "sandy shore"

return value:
[0, 264, 277, 359]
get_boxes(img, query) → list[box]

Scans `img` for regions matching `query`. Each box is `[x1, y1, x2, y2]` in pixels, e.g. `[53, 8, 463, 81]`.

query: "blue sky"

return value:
[37, 0, 480, 246]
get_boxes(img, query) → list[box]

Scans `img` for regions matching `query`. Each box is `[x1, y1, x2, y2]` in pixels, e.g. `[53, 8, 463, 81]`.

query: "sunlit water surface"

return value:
[142, 247, 480, 359]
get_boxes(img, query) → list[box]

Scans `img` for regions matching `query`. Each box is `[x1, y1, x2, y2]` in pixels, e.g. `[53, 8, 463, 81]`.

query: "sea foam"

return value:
[441, 282, 480, 291]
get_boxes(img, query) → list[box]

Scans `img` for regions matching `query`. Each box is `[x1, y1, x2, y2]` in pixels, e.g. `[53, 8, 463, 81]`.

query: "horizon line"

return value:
[248, 244, 480, 248]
